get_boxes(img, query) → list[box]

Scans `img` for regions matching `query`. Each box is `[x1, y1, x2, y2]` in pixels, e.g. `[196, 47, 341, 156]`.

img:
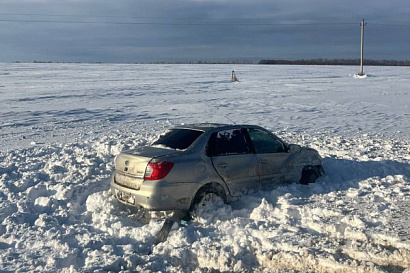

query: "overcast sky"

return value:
[0, 0, 409, 63]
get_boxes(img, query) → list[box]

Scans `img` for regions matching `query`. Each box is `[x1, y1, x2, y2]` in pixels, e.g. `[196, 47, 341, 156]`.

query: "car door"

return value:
[247, 128, 295, 191]
[208, 129, 259, 196]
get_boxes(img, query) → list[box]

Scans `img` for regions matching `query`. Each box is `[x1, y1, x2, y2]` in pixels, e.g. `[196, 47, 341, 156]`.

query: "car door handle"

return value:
[258, 160, 267, 164]
[217, 163, 228, 168]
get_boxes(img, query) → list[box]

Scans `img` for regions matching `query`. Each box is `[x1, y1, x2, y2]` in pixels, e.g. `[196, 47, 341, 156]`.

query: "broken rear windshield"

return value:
[152, 129, 203, 150]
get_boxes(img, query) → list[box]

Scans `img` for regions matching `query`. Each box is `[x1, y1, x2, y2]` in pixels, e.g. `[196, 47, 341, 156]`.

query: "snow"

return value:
[0, 63, 409, 272]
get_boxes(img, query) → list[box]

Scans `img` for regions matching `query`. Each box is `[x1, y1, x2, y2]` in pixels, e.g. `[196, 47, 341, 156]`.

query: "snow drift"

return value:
[0, 64, 409, 272]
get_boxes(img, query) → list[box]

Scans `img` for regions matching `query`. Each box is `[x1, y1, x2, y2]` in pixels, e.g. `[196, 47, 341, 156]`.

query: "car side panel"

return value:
[211, 154, 259, 196]
[256, 152, 299, 190]
[148, 152, 228, 209]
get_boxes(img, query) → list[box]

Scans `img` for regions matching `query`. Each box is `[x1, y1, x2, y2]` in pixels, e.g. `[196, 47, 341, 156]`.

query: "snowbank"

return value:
[0, 64, 409, 272]
[1, 130, 408, 272]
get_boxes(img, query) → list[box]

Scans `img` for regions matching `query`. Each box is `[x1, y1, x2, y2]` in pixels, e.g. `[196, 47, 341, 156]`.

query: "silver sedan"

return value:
[111, 124, 324, 216]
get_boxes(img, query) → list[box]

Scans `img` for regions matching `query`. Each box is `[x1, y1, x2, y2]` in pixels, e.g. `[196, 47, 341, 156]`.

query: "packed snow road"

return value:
[0, 64, 409, 272]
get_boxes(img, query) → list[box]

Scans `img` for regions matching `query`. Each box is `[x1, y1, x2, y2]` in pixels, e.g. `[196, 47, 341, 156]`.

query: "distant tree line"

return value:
[150, 60, 254, 64]
[12, 59, 409, 66]
[13, 61, 100, 64]
[259, 59, 410, 66]
[13, 60, 254, 65]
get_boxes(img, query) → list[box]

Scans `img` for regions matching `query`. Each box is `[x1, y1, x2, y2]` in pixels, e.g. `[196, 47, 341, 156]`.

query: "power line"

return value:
[0, 18, 358, 26]
[0, 12, 360, 22]
[370, 23, 410, 26]
[0, 12, 196, 20]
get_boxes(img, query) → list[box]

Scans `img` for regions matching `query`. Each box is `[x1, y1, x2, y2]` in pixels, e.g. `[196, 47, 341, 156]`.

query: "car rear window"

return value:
[152, 129, 204, 150]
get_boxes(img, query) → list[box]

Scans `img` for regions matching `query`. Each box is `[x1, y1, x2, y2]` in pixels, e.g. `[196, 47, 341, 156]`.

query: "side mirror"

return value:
[289, 144, 301, 153]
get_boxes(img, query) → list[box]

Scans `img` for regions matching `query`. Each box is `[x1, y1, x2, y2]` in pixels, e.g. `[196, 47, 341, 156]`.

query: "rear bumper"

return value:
[110, 173, 195, 211]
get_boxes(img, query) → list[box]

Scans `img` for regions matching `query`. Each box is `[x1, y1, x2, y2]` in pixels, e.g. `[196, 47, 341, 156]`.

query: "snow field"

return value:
[0, 64, 409, 272]
[1, 129, 409, 272]
[1, 63, 409, 151]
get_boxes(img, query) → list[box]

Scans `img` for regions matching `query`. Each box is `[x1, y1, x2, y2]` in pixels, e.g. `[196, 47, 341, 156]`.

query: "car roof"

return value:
[173, 123, 260, 132]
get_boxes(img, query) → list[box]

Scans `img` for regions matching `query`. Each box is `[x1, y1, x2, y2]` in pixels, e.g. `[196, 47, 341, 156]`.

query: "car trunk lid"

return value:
[114, 146, 181, 190]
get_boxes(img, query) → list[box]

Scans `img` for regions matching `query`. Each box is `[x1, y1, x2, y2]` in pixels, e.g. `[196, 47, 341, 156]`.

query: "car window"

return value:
[207, 129, 250, 156]
[247, 128, 286, 153]
[152, 129, 203, 150]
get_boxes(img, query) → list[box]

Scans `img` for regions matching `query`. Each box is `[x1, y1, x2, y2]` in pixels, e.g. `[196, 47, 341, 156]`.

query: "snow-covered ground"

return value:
[0, 63, 409, 272]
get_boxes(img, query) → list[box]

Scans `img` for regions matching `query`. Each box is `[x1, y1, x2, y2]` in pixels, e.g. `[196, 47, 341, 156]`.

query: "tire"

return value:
[189, 186, 225, 219]
[300, 169, 319, 185]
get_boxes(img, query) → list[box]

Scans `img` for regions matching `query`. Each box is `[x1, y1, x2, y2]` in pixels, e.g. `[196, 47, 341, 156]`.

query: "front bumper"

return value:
[110, 173, 195, 211]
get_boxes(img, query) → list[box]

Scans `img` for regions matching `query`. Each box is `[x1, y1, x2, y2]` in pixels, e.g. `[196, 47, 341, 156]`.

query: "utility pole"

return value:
[359, 19, 366, 76]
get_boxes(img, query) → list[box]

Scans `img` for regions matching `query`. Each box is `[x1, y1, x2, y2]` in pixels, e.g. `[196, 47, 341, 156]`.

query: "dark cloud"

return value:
[0, 0, 409, 62]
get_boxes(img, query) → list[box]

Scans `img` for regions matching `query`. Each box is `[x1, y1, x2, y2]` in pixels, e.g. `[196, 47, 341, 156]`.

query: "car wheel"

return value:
[300, 169, 319, 185]
[189, 187, 225, 219]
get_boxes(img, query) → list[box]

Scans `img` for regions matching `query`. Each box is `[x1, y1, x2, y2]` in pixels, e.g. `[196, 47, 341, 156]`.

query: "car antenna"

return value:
[225, 115, 237, 124]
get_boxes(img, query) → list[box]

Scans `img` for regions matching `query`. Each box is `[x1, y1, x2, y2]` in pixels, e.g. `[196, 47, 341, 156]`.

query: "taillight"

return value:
[144, 161, 174, 180]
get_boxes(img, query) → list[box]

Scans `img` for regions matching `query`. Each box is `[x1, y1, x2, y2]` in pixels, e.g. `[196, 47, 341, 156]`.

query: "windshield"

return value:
[152, 129, 204, 150]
